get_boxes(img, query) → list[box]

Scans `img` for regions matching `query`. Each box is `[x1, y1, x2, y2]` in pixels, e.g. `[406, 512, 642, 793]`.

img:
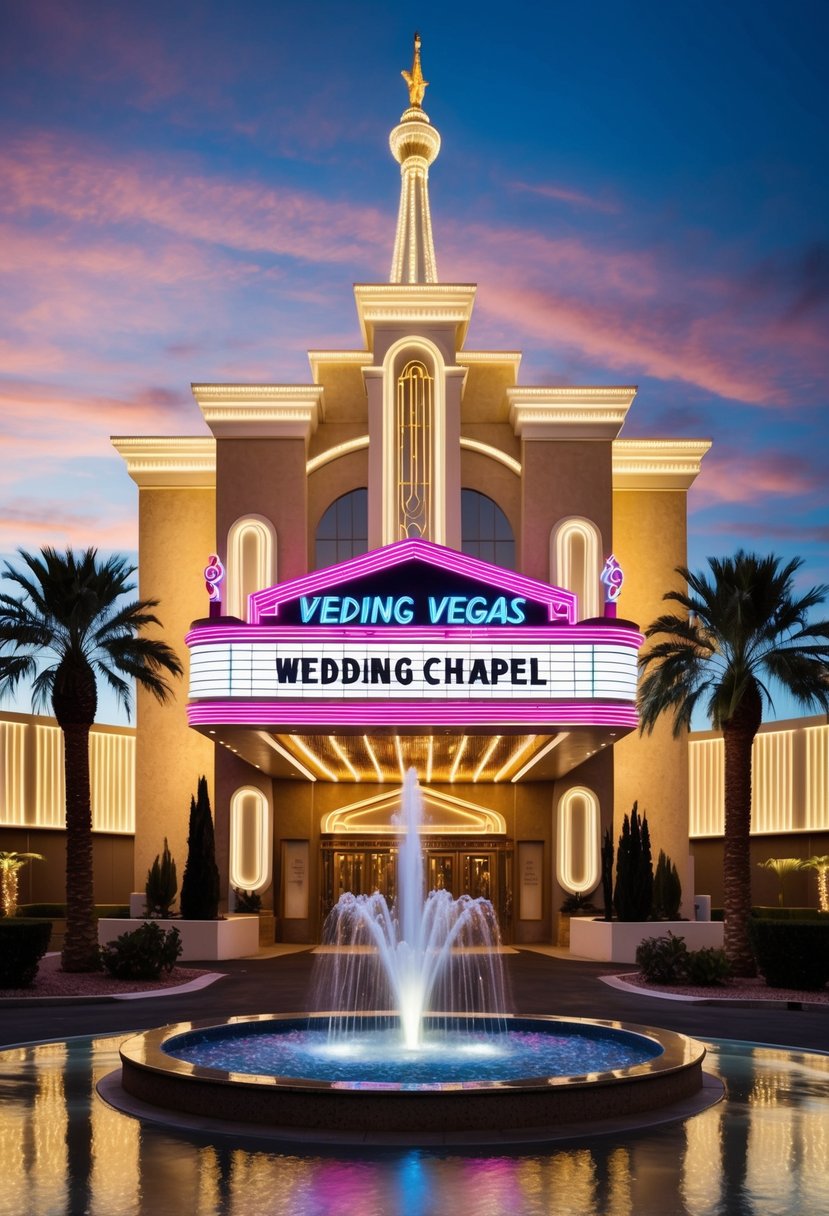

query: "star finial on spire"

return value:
[401, 32, 428, 108]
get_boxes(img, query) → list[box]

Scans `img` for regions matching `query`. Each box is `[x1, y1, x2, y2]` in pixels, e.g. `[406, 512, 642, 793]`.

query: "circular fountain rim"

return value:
[120, 1011, 705, 1093]
[114, 1012, 715, 1144]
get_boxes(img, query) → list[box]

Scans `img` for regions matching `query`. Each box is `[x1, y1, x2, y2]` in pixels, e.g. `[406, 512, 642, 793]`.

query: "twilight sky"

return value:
[1, 0, 827, 724]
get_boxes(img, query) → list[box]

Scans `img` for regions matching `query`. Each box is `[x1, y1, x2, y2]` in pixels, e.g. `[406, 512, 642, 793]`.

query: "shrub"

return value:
[613, 802, 653, 921]
[145, 838, 177, 917]
[100, 922, 182, 980]
[652, 850, 682, 919]
[180, 776, 220, 920]
[636, 932, 688, 983]
[234, 887, 262, 913]
[0, 920, 52, 987]
[685, 946, 730, 986]
[600, 828, 614, 921]
[748, 919, 829, 991]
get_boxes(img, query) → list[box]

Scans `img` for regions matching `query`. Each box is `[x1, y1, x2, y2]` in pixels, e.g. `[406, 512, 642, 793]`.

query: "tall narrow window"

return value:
[551, 518, 602, 620]
[461, 489, 515, 569]
[397, 360, 433, 539]
[227, 516, 277, 621]
[315, 489, 368, 569]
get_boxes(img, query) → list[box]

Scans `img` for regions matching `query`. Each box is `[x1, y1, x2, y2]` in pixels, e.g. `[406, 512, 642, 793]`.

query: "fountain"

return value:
[116, 771, 709, 1143]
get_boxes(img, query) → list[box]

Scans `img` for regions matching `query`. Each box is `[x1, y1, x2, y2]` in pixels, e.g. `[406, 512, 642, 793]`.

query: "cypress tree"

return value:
[145, 837, 177, 917]
[613, 802, 654, 921]
[601, 828, 614, 920]
[180, 776, 220, 920]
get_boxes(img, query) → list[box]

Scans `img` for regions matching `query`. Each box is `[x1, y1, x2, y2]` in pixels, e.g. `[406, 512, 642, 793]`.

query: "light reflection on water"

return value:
[0, 1036, 827, 1216]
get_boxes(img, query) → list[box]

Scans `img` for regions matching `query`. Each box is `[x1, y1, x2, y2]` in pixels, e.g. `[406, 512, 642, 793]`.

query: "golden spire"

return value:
[401, 32, 428, 108]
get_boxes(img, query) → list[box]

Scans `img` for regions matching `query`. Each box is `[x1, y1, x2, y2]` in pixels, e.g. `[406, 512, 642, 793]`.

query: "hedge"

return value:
[748, 919, 829, 991]
[15, 904, 130, 919]
[0, 920, 52, 987]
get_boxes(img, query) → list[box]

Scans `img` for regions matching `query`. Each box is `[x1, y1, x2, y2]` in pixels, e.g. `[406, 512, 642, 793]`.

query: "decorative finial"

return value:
[401, 32, 428, 108]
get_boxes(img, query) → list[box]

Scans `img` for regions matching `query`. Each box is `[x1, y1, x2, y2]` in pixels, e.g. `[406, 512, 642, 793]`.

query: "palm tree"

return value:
[0, 548, 182, 971]
[638, 552, 829, 975]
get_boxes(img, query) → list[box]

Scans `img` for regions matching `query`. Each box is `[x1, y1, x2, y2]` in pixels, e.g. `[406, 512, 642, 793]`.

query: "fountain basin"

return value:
[119, 1013, 707, 1136]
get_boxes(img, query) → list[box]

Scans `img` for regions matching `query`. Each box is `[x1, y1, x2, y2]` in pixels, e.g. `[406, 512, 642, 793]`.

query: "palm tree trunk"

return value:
[722, 686, 762, 977]
[61, 722, 100, 972]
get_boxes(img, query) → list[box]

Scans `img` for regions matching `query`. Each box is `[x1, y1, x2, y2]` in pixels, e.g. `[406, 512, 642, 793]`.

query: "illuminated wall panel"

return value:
[90, 732, 135, 834]
[0, 721, 27, 824]
[229, 786, 272, 893]
[689, 738, 724, 838]
[752, 731, 793, 834]
[804, 724, 829, 831]
[556, 787, 600, 895]
[35, 725, 65, 828]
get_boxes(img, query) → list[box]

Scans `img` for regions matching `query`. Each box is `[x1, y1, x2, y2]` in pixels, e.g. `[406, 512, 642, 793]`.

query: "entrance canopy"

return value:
[186, 539, 642, 782]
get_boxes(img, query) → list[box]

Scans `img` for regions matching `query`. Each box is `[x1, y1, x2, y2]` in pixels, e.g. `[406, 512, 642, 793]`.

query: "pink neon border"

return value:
[187, 701, 638, 728]
[186, 624, 644, 648]
[247, 539, 578, 625]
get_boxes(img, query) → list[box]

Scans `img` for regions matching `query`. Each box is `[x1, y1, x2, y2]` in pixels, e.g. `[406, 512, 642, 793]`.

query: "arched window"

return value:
[461, 489, 515, 569]
[226, 515, 277, 621]
[315, 488, 368, 570]
[550, 517, 602, 620]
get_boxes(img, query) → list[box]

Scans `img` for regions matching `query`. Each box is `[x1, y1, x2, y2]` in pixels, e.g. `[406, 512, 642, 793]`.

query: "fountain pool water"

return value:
[116, 770, 710, 1142]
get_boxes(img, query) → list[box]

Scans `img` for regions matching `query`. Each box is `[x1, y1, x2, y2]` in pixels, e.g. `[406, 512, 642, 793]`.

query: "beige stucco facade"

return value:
[111, 72, 710, 942]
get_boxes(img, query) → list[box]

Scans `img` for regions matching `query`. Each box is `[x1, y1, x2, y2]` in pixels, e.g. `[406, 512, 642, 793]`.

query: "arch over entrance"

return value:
[320, 786, 513, 935]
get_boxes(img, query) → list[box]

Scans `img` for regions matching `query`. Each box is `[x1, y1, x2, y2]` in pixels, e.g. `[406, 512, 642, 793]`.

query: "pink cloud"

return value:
[0, 499, 137, 553]
[510, 179, 620, 214]
[691, 450, 823, 506]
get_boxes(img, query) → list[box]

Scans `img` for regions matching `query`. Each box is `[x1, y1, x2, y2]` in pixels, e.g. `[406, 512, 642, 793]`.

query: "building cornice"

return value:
[508, 387, 637, 440]
[191, 384, 324, 441]
[353, 283, 476, 351]
[612, 439, 712, 489]
[111, 436, 216, 487]
[307, 350, 372, 383]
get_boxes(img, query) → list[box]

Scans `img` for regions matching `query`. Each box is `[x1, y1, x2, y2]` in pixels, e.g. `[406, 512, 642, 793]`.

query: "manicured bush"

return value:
[636, 932, 688, 983]
[600, 828, 614, 921]
[233, 887, 262, 913]
[751, 907, 827, 921]
[0, 920, 52, 987]
[685, 946, 730, 986]
[100, 922, 182, 980]
[748, 919, 829, 991]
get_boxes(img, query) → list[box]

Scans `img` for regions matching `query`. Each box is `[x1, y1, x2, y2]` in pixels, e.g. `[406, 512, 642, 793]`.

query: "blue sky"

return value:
[1, 1, 827, 724]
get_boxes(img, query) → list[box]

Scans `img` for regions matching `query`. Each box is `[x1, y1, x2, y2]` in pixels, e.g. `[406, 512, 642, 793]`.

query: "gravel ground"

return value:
[615, 970, 829, 1004]
[0, 952, 213, 999]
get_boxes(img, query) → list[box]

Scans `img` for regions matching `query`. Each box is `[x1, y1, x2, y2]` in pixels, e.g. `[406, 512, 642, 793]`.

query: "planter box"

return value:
[98, 914, 260, 961]
[570, 917, 724, 963]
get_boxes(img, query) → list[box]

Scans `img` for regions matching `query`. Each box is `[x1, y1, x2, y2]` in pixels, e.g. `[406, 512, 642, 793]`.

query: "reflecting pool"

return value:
[0, 1035, 827, 1216]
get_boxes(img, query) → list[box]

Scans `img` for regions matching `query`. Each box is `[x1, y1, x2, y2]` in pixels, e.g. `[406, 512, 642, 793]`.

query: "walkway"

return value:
[1, 949, 826, 1052]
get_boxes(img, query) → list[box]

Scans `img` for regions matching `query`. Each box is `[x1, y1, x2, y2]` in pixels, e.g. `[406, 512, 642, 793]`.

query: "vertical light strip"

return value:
[395, 735, 407, 781]
[363, 735, 383, 782]
[473, 736, 502, 783]
[288, 735, 338, 782]
[449, 736, 467, 783]
[511, 733, 568, 783]
[494, 735, 537, 783]
[426, 736, 434, 785]
[328, 736, 360, 781]
[35, 725, 64, 827]
[229, 786, 271, 892]
[0, 722, 27, 825]
[259, 733, 317, 781]
[804, 725, 829, 830]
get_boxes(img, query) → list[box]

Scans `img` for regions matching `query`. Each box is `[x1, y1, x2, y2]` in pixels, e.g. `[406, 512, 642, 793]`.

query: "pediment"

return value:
[249, 538, 575, 625]
[321, 786, 507, 835]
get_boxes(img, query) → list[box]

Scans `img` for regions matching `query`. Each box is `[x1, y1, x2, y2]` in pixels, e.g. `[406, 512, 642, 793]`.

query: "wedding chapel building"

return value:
[112, 41, 710, 943]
